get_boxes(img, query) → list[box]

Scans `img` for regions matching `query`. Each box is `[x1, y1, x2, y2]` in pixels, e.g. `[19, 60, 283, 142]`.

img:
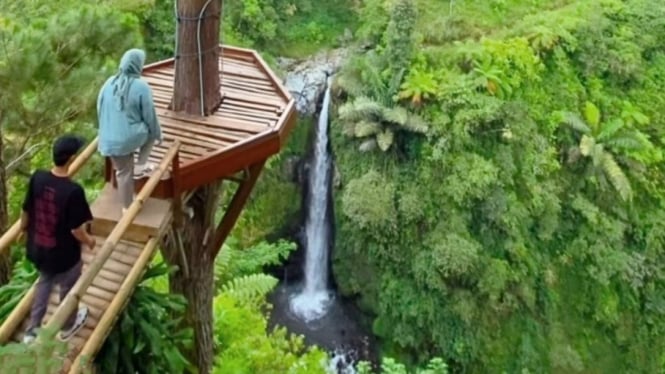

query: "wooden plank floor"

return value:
[141, 48, 290, 170]
[3, 186, 172, 373]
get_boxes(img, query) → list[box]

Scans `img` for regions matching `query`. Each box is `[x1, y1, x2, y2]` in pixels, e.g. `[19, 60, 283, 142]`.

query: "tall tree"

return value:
[167, 0, 223, 372]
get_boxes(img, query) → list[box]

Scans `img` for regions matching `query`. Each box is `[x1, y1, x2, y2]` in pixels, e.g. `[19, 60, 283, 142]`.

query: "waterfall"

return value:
[290, 76, 334, 322]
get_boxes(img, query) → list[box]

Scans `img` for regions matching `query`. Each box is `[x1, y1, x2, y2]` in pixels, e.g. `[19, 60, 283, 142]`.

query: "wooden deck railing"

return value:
[0, 138, 100, 256]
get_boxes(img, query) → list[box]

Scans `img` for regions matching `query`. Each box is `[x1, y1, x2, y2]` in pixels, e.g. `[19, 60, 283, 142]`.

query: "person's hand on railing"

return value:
[86, 236, 97, 251]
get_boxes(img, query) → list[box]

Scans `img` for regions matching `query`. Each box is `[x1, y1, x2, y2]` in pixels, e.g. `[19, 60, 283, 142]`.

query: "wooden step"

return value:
[90, 184, 172, 243]
[10, 238, 144, 343]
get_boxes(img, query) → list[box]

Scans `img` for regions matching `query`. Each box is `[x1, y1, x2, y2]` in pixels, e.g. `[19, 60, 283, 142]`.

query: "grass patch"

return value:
[270, 1, 357, 58]
[416, 0, 577, 46]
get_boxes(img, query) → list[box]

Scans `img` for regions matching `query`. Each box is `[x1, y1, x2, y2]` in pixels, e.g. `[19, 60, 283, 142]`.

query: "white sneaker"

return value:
[133, 162, 155, 179]
[59, 306, 89, 341]
[22, 329, 37, 344]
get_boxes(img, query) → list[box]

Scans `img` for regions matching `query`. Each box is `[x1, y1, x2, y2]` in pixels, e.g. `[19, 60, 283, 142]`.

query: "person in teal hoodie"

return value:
[97, 48, 162, 213]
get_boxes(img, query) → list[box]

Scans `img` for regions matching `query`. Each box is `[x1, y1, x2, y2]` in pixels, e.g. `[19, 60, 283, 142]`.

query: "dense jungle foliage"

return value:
[333, 0, 665, 372]
[1, 0, 665, 373]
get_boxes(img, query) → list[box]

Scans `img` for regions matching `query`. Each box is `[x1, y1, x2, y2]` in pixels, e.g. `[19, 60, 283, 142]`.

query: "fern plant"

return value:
[0, 258, 37, 323]
[335, 49, 429, 153]
[559, 101, 656, 202]
[95, 262, 194, 374]
[399, 67, 439, 106]
[214, 239, 295, 289]
[338, 96, 428, 152]
[213, 274, 327, 374]
[220, 274, 278, 306]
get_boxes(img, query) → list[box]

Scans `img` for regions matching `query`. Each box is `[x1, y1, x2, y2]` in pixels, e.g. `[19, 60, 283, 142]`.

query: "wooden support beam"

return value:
[0, 137, 99, 256]
[69, 237, 159, 374]
[209, 160, 265, 258]
[40, 141, 180, 339]
[172, 151, 183, 228]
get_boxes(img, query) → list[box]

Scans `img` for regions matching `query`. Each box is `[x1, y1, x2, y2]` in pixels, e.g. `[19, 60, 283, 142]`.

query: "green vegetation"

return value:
[333, 0, 665, 372]
[2, 0, 665, 373]
[141, 0, 357, 61]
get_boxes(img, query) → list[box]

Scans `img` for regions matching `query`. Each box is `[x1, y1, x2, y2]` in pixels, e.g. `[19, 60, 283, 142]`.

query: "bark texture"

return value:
[171, 0, 222, 115]
[169, 1, 224, 372]
[165, 184, 222, 374]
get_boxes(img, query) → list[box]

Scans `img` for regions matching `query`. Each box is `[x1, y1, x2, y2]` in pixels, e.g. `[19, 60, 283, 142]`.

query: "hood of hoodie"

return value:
[111, 48, 146, 111]
[119, 48, 145, 76]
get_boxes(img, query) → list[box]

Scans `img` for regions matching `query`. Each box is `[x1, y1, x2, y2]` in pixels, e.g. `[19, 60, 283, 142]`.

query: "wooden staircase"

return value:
[0, 143, 179, 374]
[1, 184, 172, 373]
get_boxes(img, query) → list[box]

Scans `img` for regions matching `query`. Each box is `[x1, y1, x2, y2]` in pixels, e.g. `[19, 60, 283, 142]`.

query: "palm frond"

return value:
[383, 106, 409, 126]
[377, 129, 395, 151]
[596, 118, 625, 142]
[584, 101, 601, 133]
[601, 152, 632, 202]
[354, 120, 383, 138]
[605, 135, 647, 152]
[579, 134, 595, 156]
[334, 71, 367, 98]
[403, 113, 429, 133]
[567, 146, 581, 164]
[358, 138, 378, 152]
[561, 112, 591, 134]
[338, 96, 385, 123]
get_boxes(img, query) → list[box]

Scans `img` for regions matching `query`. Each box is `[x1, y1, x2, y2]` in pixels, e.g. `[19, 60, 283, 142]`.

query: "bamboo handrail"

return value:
[0, 137, 100, 256]
[0, 287, 35, 343]
[69, 237, 159, 374]
[40, 140, 180, 339]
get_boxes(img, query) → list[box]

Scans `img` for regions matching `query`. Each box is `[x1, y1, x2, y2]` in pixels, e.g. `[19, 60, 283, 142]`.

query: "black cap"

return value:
[53, 134, 85, 166]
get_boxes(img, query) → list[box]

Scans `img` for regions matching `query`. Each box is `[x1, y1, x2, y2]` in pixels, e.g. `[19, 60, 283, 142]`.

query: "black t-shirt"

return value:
[22, 170, 93, 274]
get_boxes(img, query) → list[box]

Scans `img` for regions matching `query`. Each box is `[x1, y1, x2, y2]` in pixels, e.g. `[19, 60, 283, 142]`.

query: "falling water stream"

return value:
[270, 76, 372, 373]
[289, 76, 335, 322]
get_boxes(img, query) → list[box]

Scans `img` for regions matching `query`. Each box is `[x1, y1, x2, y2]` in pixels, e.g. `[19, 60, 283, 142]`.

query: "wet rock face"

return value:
[278, 48, 349, 115]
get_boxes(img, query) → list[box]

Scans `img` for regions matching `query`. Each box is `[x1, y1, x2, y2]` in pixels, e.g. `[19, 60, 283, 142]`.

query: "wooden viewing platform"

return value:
[120, 44, 297, 198]
[0, 44, 297, 373]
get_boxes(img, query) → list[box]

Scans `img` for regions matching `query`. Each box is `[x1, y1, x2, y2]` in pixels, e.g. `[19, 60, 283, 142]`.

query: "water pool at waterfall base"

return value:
[289, 285, 335, 323]
[270, 282, 376, 373]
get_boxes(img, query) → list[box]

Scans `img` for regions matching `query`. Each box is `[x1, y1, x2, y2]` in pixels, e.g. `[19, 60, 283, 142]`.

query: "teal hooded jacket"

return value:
[97, 49, 162, 157]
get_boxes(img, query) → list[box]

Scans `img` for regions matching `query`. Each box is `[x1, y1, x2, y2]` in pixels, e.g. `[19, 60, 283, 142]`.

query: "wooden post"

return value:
[172, 151, 182, 228]
[40, 141, 181, 339]
[69, 237, 159, 374]
[210, 160, 265, 257]
[0, 138, 99, 256]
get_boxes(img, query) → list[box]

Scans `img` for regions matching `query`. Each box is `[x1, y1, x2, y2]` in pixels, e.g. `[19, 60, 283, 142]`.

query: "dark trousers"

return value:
[27, 261, 82, 332]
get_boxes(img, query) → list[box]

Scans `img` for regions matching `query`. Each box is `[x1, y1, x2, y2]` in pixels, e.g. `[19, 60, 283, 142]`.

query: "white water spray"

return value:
[290, 76, 334, 322]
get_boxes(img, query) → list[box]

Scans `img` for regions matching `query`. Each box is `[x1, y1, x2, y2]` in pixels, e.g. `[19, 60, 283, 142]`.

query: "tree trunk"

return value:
[171, 0, 222, 115]
[0, 118, 11, 285]
[164, 184, 221, 374]
[169, 1, 223, 372]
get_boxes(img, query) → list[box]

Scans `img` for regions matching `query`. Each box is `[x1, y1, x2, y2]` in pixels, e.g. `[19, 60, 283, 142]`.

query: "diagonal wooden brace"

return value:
[209, 160, 265, 258]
